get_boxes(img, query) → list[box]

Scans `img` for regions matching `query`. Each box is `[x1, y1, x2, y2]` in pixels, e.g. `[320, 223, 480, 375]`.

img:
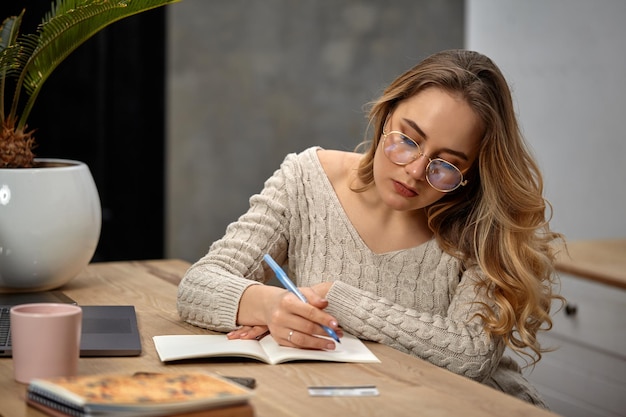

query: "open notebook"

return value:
[154, 332, 380, 364]
[0, 291, 141, 357]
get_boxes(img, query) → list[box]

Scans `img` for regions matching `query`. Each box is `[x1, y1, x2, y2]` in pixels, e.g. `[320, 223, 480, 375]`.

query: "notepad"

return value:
[153, 332, 380, 365]
[27, 371, 253, 417]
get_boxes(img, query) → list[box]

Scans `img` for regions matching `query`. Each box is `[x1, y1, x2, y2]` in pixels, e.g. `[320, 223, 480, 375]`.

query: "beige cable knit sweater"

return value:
[177, 147, 547, 407]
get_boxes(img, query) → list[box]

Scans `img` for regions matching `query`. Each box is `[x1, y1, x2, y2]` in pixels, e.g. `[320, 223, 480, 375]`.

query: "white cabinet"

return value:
[519, 273, 626, 417]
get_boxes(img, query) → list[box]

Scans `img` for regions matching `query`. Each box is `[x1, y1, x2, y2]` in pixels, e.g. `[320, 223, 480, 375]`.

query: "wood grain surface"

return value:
[0, 260, 558, 417]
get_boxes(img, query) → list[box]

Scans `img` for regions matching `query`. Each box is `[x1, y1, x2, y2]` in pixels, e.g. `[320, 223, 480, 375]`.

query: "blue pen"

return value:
[263, 254, 341, 343]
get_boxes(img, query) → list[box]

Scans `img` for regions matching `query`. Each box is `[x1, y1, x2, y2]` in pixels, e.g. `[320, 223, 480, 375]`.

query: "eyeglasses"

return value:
[381, 130, 468, 192]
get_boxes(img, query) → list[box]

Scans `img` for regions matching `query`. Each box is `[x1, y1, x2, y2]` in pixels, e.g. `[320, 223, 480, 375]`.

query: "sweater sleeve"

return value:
[325, 266, 504, 382]
[176, 153, 298, 332]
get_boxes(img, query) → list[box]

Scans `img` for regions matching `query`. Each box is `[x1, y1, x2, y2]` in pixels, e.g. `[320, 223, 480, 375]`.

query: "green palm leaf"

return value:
[0, 12, 24, 122]
[0, 12, 23, 53]
[4, 0, 180, 130]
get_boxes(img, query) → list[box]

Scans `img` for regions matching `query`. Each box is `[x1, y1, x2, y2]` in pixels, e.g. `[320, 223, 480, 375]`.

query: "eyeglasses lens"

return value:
[384, 132, 462, 192]
[426, 160, 462, 191]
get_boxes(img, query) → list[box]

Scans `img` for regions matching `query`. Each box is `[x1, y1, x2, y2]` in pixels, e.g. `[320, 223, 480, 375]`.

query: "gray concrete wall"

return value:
[166, 1, 464, 261]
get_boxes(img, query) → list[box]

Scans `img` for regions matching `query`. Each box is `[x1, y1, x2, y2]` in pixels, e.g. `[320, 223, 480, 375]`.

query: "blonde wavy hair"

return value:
[355, 49, 564, 364]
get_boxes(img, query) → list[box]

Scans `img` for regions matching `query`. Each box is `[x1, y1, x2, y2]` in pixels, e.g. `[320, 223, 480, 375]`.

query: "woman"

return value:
[177, 49, 563, 407]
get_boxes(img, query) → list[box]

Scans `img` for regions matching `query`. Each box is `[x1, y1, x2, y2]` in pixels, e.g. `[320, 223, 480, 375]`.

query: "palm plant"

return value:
[0, 0, 180, 168]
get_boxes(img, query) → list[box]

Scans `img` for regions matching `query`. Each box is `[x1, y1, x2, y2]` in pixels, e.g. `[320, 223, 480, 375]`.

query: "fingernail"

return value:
[326, 343, 335, 350]
[239, 332, 248, 338]
[330, 320, 338, 327]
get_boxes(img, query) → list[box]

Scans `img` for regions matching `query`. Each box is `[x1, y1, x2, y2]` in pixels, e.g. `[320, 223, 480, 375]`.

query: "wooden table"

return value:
[555, 239, 626, 289]
[0, 260, 558, 417]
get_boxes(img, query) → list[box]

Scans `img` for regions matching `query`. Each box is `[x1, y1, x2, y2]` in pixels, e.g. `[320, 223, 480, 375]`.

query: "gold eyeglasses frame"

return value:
[381, 129, 468, 193]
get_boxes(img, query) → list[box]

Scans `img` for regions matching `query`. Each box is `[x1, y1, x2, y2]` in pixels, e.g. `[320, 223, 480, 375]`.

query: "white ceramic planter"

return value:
[0, 159, 101, 292]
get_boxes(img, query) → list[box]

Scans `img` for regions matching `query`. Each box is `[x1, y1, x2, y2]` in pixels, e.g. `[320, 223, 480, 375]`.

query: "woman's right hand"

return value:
[237, 284, 342, 350]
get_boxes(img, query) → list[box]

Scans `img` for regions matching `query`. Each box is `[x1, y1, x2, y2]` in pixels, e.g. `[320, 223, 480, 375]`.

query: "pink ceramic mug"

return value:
[10, 303, 82, 383]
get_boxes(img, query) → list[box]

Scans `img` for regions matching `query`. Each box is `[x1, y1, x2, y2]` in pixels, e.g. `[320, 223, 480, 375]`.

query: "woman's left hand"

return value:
[227, 325, 270, 340]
